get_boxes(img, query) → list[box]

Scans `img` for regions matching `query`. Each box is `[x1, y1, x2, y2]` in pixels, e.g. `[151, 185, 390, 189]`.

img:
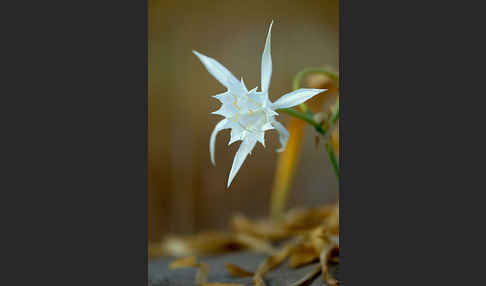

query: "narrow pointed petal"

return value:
[240, 78, 248, 93]
[261, 122, 274, 131]
[248, 87, 259, 95]
[227, 137, 257, 188]
[272, 88, 327, 109]
[265, 108, 279, 117]
[255, 131, 265, 147]
[212, 92, 233, 105]
[210, 119, 229, 165]
[271, 120, 289, 152]
[229, 127, 246, 145]
[193, 50, 240, 90]
[260, 21, 273, 92]
[212, 104, 237, 117]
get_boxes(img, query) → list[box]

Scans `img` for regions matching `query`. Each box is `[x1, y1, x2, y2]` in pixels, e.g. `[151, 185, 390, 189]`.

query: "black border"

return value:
[340, 0, 445, 283]
[4, 0, 148, 284]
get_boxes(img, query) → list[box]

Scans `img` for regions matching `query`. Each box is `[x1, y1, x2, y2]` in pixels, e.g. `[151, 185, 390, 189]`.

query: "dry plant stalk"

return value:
[231, 214, 288, 241]
[289, 244, 319, 268]
[162, 203, 339, 286]
[320, 245, 338, 286]
[233, 233, 277, 255]
[253, 239, 303, 286]
[169, 256, 198, 269]
[284, 205, 336, 232]
[230, 205, 336, 244]
[288, 264, 322, 286]
[224, 263, 254, 277]
[309, 207, 339, 285]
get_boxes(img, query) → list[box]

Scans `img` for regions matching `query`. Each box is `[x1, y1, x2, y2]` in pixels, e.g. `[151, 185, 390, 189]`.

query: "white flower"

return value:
[193, 21, 326, 187]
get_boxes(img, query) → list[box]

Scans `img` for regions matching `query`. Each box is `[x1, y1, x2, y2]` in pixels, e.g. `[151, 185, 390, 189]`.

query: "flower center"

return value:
[236, 109, 267, 132]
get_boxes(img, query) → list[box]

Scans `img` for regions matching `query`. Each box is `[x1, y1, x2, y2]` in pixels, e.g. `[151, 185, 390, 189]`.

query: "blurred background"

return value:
[149, 0, 339, 242]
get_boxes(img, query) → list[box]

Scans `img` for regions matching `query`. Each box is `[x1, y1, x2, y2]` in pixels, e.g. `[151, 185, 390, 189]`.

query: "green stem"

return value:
[330, 100, 339, 125]
[292, 67, 339, 91]
[291, 66, 340, 180]
[279, 106, 340, 180]
[292, 67, 339, 113]
[325, 142, 340, 180]
[278, 108, 327, 136]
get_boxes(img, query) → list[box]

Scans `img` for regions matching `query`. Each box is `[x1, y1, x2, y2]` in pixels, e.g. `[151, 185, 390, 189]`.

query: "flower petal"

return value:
[261, 21, 273, 93]
[210, 119, 229, 165]
[227, 137, 257, 188]
[254, 131, 265, 147]
[271, 88, 327, 109]
[212, 92, 233, 105]
[229, 123, 246, 145]
[271, 120, 289, 152]
[261, 121, 274, 131]
[193, 50, 243, 92]
[240, 78, 248, 93]
[212, 104, 237, 117]
[265, 108, 279, 117]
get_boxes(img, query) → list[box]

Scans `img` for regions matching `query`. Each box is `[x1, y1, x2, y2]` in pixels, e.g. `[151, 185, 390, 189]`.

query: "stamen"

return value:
[233, 95, 240, 110]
